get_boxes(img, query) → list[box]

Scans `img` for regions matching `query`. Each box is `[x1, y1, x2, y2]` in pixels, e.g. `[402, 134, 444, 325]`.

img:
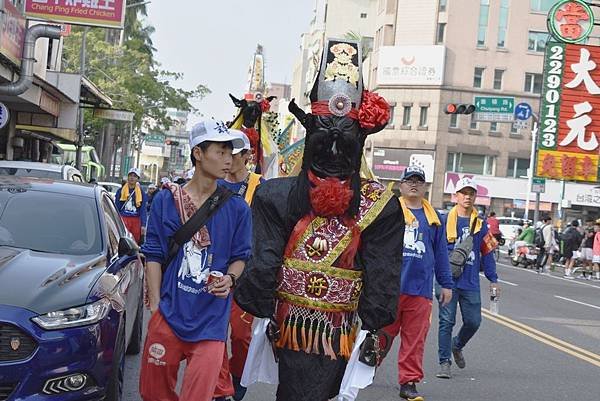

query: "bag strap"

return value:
[162, 185, 234, 273]
[469, 216, 478, 236]
[119, 186, 136, 212]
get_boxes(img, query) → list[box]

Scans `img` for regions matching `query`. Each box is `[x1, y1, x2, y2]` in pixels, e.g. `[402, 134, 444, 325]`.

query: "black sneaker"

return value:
[435, 361, 451, 379]
[452, 340, 466, 369]
[232, 376, 247, 401]
[399, 382, 424, 401]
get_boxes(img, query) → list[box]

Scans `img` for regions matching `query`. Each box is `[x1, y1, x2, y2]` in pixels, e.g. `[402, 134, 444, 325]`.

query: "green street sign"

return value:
[474, 96, 514, 113]
[144, 133, 165, 144]
[532, 177, 546, 194]
[473, 96, 515, 122]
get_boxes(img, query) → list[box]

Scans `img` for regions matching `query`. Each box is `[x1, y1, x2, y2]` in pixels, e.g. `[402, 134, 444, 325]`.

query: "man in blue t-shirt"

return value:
[139, 119, 251, 401]
[436, 177, 499, 380]
[382, 166, 453, 401]
[214, 130, 265, 401]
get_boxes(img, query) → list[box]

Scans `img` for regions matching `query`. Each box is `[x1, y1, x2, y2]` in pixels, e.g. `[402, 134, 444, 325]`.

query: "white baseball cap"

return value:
[230, 129, 251, 155]
[455, 177, 477, 193]
[189, 119, 245, 149]
[128, 167, 141, 178]
[160, 177, 170, 185]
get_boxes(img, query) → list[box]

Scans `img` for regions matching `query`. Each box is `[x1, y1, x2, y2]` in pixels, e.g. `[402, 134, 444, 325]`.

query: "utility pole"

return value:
[75, 27, 89, 171]
[524, 113, 540, 222]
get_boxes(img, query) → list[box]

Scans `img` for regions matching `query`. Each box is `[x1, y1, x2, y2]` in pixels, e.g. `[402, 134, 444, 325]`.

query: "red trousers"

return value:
[213, 300, 254, 398]
[383, 294, 432, 384]
[139, 311, 225, 401]
[122, 215, 142, 244]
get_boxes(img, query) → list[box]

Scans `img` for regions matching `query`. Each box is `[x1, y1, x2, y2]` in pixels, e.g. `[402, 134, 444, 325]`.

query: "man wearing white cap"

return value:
[115, 167, 147, 244]
[436, 177, 499, 379]
[140, 119, 251, 401]
[214, 129, 265, 401]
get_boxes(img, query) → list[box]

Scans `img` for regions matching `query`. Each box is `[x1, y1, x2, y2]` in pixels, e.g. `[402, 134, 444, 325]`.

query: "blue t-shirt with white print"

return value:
[141, 188, 252, 342]
[441, 215, 498, 291]
[401, 208, 453, 298]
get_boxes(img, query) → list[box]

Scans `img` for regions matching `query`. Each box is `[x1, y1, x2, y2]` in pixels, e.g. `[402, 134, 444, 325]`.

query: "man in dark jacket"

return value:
[562, 220, 583, 278]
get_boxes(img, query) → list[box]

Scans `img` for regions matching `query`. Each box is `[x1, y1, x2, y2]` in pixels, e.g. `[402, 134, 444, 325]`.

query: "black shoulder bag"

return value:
[449, 217, 478, 279]
[162, 186, 234, 273]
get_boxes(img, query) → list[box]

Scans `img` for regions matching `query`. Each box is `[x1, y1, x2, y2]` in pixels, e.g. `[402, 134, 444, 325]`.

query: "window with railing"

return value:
[528, 31, 549, 53]
[447, 152, 496, 175]
[497, 0, 509, 48]
[477, 0, 490, 46]
[507, 157, 530, 178]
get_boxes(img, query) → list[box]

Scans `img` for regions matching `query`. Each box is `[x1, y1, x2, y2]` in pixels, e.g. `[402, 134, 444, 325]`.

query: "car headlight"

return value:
[32, 298, 111, 330]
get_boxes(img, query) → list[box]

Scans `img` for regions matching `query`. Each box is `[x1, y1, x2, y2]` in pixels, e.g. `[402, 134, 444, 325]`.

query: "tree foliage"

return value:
[62, 6, 210, 132]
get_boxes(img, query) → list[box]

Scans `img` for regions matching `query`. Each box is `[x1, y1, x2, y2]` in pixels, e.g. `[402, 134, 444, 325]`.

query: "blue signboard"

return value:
[514, 102, 532, 121]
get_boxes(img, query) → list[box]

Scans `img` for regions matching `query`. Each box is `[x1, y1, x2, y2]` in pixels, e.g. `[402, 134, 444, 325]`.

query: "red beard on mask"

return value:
[308, 170, 353, 217]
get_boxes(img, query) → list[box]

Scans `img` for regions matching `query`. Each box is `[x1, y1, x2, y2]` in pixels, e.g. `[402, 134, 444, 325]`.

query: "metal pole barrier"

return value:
[525, 120, 538, 219]
[75, 27, 89, 171]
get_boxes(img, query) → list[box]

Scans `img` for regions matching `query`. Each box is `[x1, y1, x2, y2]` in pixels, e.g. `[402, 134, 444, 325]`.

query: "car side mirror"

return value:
[118, 236, 138, 258]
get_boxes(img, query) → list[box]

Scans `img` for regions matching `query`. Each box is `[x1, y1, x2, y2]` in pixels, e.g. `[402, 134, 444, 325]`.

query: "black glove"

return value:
[266, 318, 280, 363]
[359, 331, 380, 367]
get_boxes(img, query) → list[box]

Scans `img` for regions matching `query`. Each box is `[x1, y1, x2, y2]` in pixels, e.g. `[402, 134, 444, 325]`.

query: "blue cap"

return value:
[401, 165, 426, 181]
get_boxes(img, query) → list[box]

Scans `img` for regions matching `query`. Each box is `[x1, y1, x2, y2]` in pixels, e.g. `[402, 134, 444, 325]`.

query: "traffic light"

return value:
[165, 139, 180, 146]
[444, 103, 476, 115]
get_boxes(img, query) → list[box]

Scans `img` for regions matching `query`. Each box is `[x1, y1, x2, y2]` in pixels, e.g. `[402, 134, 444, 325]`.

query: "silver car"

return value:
[0, 161, 84, 182]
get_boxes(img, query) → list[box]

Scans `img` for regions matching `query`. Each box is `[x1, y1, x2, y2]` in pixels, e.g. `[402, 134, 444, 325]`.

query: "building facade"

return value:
[366, 0, 599, 222]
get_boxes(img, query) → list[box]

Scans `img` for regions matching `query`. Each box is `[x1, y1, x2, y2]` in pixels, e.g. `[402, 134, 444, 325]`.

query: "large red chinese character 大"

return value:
[561, 154, 578, 177]
[581, 156, 595, 179]
[556, 2, 590, 40]
[541, 154, 557, 177]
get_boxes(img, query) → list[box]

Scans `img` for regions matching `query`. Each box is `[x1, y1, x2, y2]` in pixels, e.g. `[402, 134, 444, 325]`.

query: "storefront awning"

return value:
[16, 124, 77, 143]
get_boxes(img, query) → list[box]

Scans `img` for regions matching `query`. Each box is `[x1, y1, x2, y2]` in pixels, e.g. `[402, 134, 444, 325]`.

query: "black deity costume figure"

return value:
[228, 92, 276, 174]
[235, 39, 405, 401]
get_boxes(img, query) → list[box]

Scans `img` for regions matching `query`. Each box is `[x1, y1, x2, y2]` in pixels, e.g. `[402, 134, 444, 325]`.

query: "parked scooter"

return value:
[510, 241, 538, 268]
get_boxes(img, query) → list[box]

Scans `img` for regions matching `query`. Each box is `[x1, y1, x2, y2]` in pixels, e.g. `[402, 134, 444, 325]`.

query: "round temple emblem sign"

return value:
[548, 0, 594, 44]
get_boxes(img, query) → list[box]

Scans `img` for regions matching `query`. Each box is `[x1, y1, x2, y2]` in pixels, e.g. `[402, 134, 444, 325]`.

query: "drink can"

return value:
[207, 271, 223, 287]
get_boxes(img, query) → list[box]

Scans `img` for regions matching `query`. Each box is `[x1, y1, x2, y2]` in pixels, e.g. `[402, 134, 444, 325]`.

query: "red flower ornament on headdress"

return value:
[260, 99, 271, 112]
[358, 90, 390, 131]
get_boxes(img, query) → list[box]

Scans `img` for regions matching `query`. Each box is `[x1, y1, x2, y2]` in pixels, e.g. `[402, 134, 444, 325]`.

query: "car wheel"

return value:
[106, 317, 126, 401]
[126, 290, 143, 355]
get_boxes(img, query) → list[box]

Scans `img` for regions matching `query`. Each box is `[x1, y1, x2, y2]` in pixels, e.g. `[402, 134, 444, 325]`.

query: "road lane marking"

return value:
[496, 261, 600, 290]
[479, 273, 518, 286]
[554, 295, 600, 311]
[481, 309, 600, 367]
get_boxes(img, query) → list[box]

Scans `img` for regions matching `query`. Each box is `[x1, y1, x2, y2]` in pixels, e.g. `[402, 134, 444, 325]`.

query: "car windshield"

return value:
[0, 189, 102, 255]
[0, 167, 61, 180]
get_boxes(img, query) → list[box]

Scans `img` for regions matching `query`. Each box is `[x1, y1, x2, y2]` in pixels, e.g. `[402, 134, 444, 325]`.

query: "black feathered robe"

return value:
[235, 176, 404, 401]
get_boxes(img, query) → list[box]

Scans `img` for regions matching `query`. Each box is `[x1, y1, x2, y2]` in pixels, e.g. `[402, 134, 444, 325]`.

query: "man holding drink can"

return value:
[139, 119, 252, 401]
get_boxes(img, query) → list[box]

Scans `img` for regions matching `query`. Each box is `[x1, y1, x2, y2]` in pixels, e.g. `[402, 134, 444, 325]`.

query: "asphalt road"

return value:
[123, 255, 600, 401]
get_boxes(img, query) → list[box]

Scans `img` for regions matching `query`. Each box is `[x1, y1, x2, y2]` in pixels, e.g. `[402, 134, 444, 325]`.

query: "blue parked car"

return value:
[0, 177, 144, 401]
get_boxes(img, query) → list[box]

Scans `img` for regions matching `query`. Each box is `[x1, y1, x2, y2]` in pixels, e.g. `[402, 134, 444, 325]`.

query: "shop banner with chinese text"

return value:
[24, 0, 126, 29]
[536, 42, 600, 183]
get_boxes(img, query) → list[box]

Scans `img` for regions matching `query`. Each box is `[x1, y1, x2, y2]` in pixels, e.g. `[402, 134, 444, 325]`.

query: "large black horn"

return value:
[289, 98, 310, 128]
[229, 93, 244, 108]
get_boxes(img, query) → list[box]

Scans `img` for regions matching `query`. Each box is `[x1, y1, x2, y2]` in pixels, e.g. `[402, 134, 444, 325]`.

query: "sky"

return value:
[146, 1, 314, 128]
